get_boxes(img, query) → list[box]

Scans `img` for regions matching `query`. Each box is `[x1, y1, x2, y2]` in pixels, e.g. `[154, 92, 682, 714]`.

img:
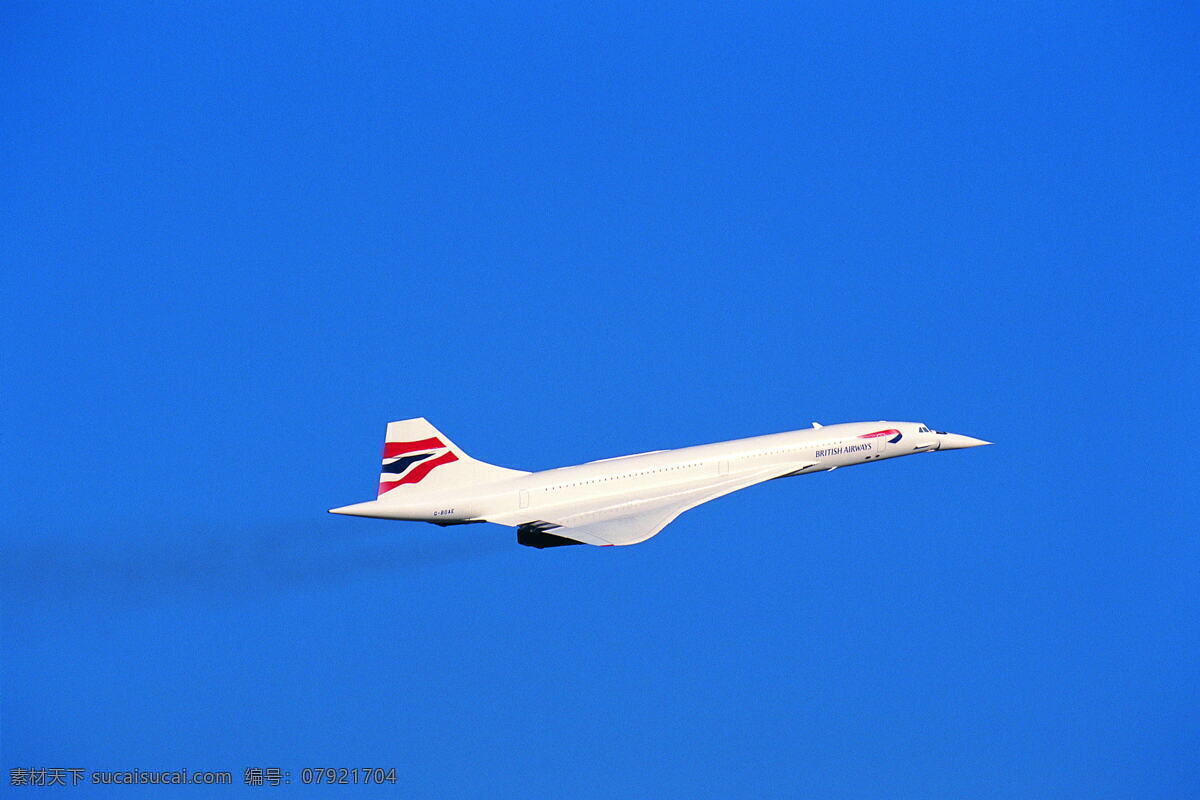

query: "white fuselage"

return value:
[344, 421, 976, 524]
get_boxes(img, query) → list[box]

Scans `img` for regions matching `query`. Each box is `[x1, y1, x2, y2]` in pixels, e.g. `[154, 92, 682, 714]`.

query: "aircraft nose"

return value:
[938, 433, 993, 450]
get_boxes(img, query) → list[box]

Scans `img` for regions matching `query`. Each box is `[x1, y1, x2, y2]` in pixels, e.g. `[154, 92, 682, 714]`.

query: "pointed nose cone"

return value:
[938, 433, 993, 450]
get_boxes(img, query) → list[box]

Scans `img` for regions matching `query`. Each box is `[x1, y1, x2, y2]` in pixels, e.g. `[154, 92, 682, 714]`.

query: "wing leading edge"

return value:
[510, 463, 815, 548]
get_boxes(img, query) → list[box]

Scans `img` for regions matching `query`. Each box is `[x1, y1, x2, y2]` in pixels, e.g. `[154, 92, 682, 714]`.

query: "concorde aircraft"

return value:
[329, 418, 990, 548]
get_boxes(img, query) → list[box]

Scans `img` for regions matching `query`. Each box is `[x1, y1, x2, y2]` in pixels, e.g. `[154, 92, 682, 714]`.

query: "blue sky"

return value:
[2, 3, 1196, 797]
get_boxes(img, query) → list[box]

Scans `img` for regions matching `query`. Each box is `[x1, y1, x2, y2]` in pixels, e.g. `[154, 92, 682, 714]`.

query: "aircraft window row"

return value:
[579, 448, 809, 491]
[547, 461, 700, 491]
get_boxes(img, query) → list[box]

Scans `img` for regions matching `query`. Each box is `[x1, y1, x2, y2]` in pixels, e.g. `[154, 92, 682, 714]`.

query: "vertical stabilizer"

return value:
[375, 418, 527, 499]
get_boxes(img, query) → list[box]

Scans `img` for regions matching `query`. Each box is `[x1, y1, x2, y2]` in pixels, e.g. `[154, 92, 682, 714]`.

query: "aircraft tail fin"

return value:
[375, 418, 527, 498]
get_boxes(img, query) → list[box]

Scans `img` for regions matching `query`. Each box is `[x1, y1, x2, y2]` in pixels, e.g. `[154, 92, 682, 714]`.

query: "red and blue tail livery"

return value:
[369, 417, 529, 498]
[378, 437, 459, 495]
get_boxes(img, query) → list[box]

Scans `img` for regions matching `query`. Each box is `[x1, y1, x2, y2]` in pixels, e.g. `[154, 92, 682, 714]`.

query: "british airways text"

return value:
[816, 443, 873, 458]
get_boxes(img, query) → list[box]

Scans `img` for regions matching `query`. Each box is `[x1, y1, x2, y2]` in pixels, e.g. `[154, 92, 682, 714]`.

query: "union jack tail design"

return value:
[858, 428, 903, 444]
[379, 436, 460, 496]
[375, 418, 529, 498]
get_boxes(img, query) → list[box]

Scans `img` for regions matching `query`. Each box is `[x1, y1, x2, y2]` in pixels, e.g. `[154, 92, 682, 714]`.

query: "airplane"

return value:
[329, 418, 990, 548]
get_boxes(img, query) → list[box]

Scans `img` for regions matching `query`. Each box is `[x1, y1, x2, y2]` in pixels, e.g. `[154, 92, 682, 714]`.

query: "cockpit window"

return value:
[918, 425, 929, 432]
